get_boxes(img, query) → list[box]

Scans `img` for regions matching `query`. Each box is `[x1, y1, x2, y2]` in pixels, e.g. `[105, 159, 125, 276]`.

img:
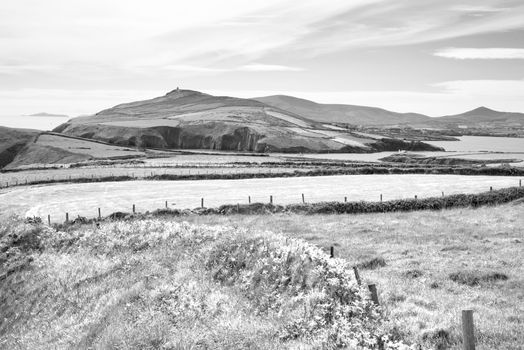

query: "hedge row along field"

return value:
[2, 165, 523, 189]
[44, 186, 524, 226]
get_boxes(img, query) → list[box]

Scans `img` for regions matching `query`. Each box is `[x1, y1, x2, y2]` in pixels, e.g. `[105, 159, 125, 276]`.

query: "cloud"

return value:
[435, 48, 524, 59]
[237, 64, 304, 72]
[149, 63, 304, 73]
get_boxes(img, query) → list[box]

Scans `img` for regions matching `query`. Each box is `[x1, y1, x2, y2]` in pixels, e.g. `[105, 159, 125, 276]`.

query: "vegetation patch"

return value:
[448, 270, 509, 286]
[0, 217, 415, 349]
[404, 269, 424, 279]
[357, 256, 387, 270]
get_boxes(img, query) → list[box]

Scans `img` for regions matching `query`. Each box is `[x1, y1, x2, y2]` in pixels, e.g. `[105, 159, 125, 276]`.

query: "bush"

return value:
[448, 270, 508, 286]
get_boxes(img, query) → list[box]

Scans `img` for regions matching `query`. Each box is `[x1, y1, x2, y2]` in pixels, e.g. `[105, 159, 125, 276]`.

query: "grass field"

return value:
[0, 175, 521, 221]
[0, 217, 408, 349]
[1, 201, 521, 349]
[0, 165, 302, 188]
[184, 202, 524, 349]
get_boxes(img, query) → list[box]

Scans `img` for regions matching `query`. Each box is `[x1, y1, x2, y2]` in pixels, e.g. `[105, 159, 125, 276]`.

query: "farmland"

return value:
[0, 174, 522, 221]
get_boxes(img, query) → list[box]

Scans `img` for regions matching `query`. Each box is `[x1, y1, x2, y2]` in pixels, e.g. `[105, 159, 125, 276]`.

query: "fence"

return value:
[330, 246, 477, 350]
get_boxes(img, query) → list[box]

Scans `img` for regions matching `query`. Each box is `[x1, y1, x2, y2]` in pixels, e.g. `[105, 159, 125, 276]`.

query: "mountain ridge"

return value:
[53, 89, 443, 153]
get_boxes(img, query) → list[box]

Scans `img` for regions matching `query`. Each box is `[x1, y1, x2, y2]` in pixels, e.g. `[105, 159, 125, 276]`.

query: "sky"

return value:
[1, 0, 524, 117]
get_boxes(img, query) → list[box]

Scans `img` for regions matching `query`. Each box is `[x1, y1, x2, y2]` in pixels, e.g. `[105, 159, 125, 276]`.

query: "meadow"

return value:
[1, 200, 521, 349]
[184, 202, 524, 350]
[0, 216, 410, 350]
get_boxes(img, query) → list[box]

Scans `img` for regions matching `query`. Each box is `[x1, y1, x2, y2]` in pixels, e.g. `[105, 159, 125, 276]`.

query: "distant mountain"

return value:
[54, 89, 441, 153]
[28, 112, 69, 118]
[434, 106, 524, 128]
[255, 95, 432, 126]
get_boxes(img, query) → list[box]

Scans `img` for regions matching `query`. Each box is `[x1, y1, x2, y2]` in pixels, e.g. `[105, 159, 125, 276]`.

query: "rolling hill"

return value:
[54, 89, 441, 153]
[0, 127, 39, 168]
[255, 95, 432, 126]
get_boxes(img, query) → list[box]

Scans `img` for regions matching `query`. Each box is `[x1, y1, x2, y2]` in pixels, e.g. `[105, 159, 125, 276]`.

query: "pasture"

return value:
[0, 174, 521, 221]
[185, 202, 524, 350]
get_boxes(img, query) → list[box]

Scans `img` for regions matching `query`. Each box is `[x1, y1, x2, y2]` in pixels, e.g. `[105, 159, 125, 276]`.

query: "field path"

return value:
[0, 174, 521, 222]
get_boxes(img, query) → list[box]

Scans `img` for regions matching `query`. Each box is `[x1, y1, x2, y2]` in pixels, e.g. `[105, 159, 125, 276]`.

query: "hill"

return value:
[0, 126, 39, 168]
[256, 95, 524, 135]
[255, 95, 432, 126]
[54, 89, 442, 153]
[434, 106, 524, 129]
[0, 127, 147, 169]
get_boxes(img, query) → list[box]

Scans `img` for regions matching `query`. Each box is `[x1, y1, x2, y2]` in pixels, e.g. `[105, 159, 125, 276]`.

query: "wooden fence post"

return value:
[380, 194, 383, 202]
[47, 214, 51, 226]
[201, 198, 204, 208]
[165, 200, 168, 209]
[368, 284, 379, 305]
[462, 309, 476, 350]
[248, 196, 251, 204]
[330, 246, 334, 258]
[133, 204, 136, 213]
[98, 208, 101, 219]
[520, 179, 522, 187]
[353, 266, 362, 285]
[65, 212, 69, 223]
[270, 195, 273, 204]
[442, 191, 444, 197]
[302, 193, 305, 203]
[344, 196, 347, 202]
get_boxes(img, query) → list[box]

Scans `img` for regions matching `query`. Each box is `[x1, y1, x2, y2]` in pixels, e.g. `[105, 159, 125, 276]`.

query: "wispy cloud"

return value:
[435, 48, 524, 59]
[142, 63, 304, 73]
[237, 64, 304, 72]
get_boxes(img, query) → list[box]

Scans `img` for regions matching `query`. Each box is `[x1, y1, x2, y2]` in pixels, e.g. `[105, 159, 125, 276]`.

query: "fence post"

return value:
[380, 194, 382, 202]
[270, 195, 273, 204]
[98, 208, 101, 219]
[442, 191, 444, 197]
[302, 193, 305, 203]
[490, 186, 493, 192]
[344, 196, 347, 202]
[368, 284, 379, 305]
[201, 198, 204, 208]
[330, 246, 334, 258]
[133, 204, 136, 213]
[165, 200, 168, 209]
[520, 179, 522, 187]
[48, 214, 51, 226]
[248, 196, 251, 204]
[65, 212, 69, 223]
[353, 266, 362, 285]
[462, 310, 475, 350]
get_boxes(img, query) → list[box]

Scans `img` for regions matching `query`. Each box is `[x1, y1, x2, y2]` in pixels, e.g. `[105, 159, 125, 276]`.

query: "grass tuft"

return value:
[449, 270, 509, 286]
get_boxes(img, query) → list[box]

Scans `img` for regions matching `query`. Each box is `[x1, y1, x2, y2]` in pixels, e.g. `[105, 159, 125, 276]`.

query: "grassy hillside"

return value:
[1, 217, 410, 349]
[186, 202, 524, 350]
[0, 126, 39, 168]
[255, 95, 431, 127]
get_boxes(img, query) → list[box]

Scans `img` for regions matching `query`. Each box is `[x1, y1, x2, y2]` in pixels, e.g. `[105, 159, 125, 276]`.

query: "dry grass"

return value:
[183, 202, 524, 350]
[0, 218, 409, 350]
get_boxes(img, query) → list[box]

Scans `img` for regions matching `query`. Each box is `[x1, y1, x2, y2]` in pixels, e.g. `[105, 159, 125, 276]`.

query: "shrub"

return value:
[448, 270, 508, 286]
[357, 256, 387, 270]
